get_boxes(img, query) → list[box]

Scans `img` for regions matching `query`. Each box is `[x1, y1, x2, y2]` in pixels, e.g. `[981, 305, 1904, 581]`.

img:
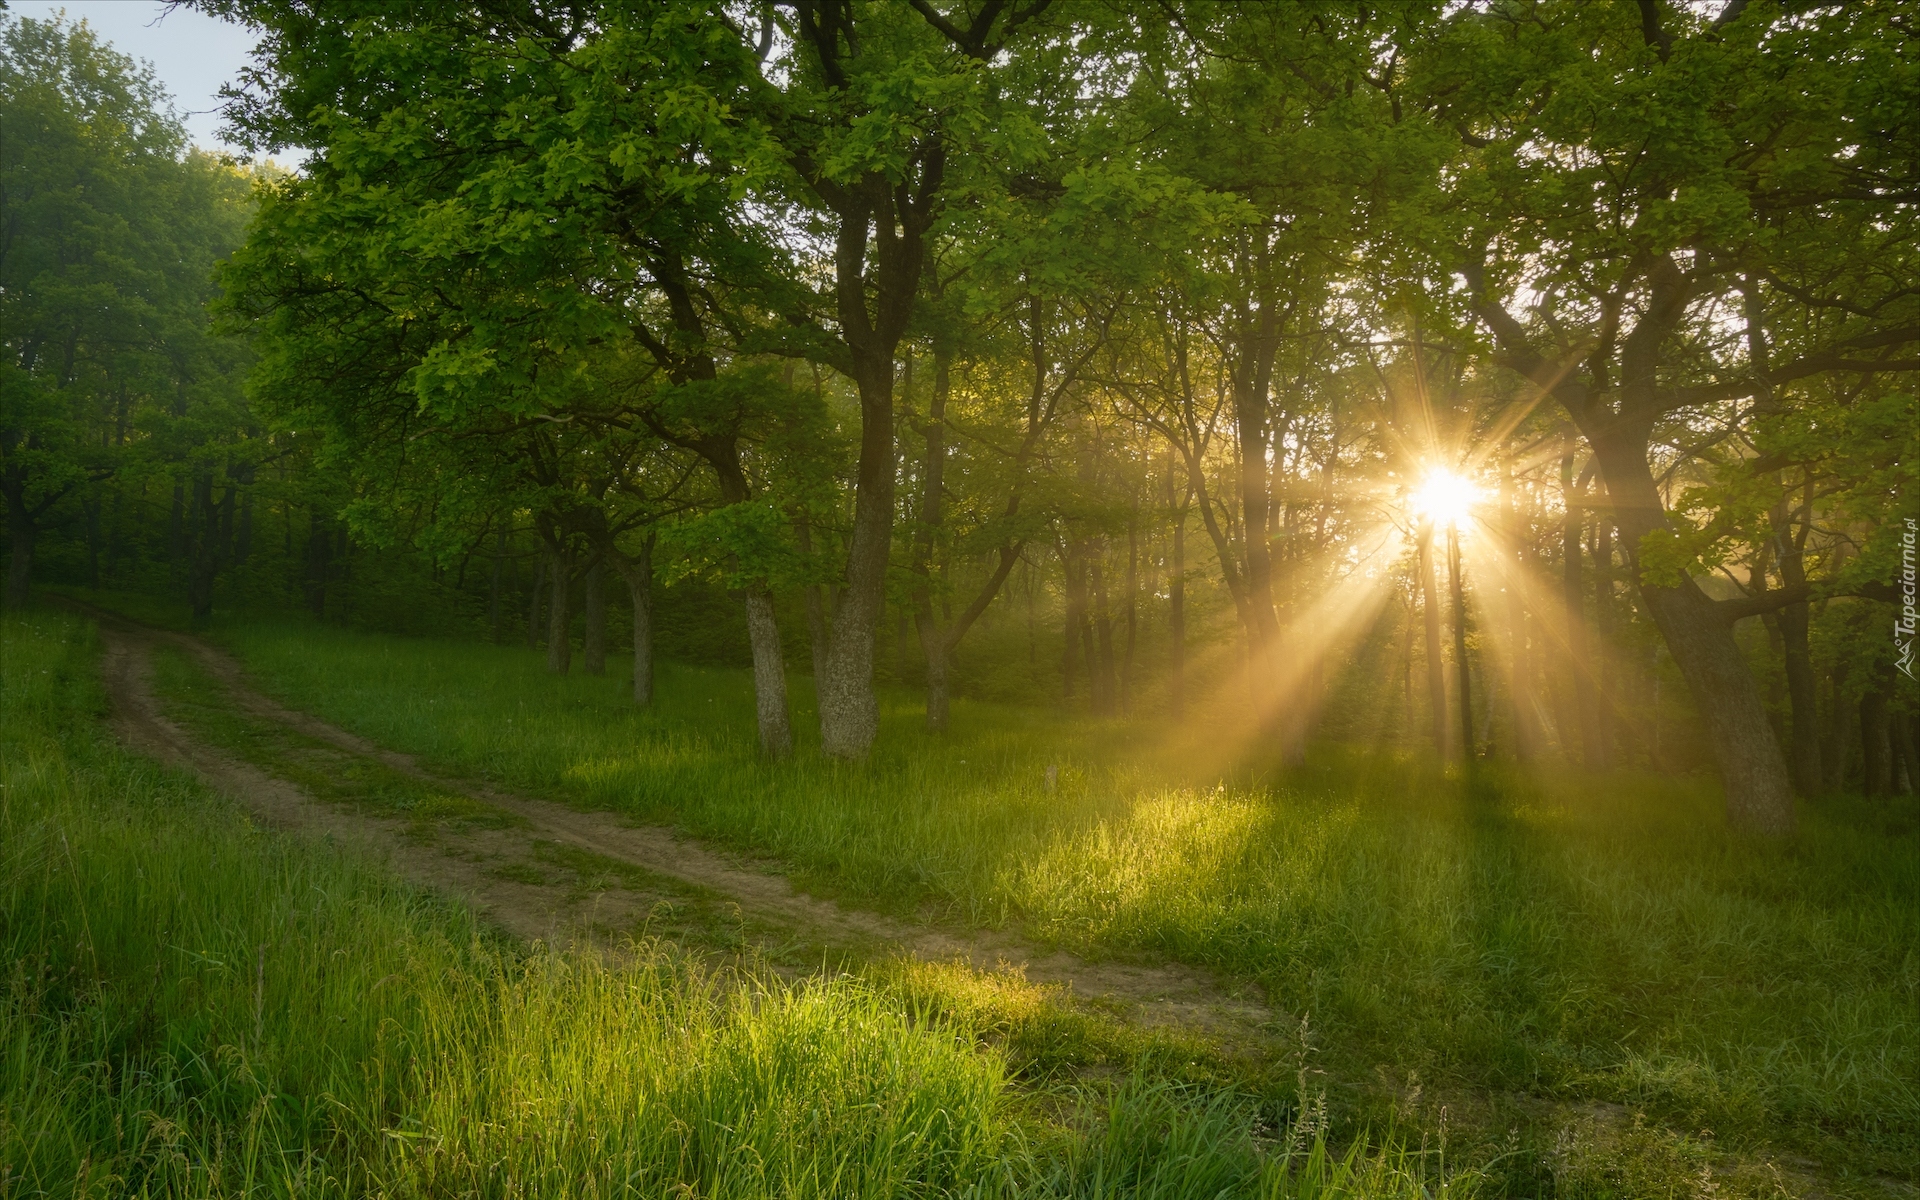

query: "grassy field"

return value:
[6, 609, 1488, 1199]
[156, 612, 1920, 1189]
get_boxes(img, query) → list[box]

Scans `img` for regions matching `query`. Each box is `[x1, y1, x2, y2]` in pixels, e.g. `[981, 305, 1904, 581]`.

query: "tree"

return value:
[1426, 0, 1920, 832]
[756, 0, 1060, 756]
[0, 13, 252, 609]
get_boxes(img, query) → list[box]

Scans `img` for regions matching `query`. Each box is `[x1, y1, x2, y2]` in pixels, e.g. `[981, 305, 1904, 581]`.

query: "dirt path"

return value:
[88, 608, 1273, 1044]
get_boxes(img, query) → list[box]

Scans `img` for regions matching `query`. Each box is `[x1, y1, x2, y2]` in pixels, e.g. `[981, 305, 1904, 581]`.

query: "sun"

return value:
[1409, 468, 1480, 527]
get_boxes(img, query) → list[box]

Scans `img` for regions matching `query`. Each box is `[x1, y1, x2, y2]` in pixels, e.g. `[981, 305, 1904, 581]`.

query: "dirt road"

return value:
[89, 607, 1273, 1044]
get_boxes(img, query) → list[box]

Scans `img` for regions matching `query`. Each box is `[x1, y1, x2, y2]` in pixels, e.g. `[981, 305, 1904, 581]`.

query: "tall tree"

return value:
[1428, 0, 1920, 832]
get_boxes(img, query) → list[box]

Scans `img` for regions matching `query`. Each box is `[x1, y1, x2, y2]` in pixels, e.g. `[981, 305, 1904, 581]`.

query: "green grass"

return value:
[4, 610, 1481, 1199]
[193, 615, 1920, 1184]
[147, 642, 520, 831]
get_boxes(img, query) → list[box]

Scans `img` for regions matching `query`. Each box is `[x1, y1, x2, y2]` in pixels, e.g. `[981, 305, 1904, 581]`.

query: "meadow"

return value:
[4, 610, 1490, 1199]
[165, 612, 1920, 1186]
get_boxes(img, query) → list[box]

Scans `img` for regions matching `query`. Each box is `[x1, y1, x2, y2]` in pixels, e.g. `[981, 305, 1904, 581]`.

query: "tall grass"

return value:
[1, 613, 1014, 1196]
[201, 617, 1920, 1175]
[5, 611, 1479, 1198]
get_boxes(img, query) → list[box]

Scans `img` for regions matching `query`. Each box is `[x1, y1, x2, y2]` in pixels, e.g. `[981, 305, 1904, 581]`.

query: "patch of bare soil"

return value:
[86, 606, 1272, 1044]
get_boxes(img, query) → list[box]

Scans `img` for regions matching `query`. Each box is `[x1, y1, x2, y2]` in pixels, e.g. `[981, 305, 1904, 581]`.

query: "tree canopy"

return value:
[9, 0, 1917, 828]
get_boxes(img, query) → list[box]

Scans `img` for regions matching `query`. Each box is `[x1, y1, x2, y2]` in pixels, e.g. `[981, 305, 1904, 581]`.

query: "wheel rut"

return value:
[84, 606, 1274, 1045]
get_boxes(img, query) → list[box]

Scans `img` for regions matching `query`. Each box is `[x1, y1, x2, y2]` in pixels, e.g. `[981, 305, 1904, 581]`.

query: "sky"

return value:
[25, 1, 259, 156]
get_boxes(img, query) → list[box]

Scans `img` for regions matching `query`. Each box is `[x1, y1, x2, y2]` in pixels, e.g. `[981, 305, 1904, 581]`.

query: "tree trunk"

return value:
[304, 513, 330, 618]
[1229, 298, 1282, 665]
[1503, 472, 1537, 761]
[1641, 584, 1797, 827]
[808, 172, 932, 761]
[546, 547, 572, 674]
[582, 558, 607, 675]
[490, 523, 507, 644]
[1419, 522, 1449, 759]
[1891, 711, 1916, 795]
[1449, 523, 1474, 762]
[924, 637, 951, 733]
[614, 539, 655, 707]
[1535, 257, 1797, 832]
[1772, 500, 1821, 794]
[1062, 542, 1087, 702]
[1588, 425, 1797, 832]
[1591, 516, 1616, 768]
[1091, 556, 1117, 715]
[1821, 664, 1850, 791]
[1562, 456, 1603, 768]
[816, 353, 894, 758]
[744, 586, 793, 758]
[234, 488, 253, 567]
[526, 558, 545, 650]
[1169, 490, 1187, 721]
[911, 345, 950, 731]
[169, 482, 185, 563]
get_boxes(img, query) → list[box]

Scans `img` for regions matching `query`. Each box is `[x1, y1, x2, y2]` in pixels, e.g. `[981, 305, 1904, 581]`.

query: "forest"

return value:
[2, 2, 1916, 1198]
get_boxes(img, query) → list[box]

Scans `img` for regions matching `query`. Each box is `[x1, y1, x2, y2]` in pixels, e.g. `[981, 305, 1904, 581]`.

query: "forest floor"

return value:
[48, 595, 1920, 1190]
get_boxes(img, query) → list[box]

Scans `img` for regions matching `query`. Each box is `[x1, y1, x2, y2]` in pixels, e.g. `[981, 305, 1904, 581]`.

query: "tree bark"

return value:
[744, 586, 793, 758]
[1821, 664, 1850, 791]
[234, 487, 253, 566]
[582, 558, 607, 675]
[701, 445, 794, 758]
[1232, 341, 1280, 661]
[816, 350, 894, 758]
[184, 472, 236, 627]
[546, 547, 572, 674]
[613, 538, 655, 707]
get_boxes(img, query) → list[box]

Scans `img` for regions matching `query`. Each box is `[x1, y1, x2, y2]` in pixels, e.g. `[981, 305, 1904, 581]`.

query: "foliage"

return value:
[0, 13, 258, 613]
